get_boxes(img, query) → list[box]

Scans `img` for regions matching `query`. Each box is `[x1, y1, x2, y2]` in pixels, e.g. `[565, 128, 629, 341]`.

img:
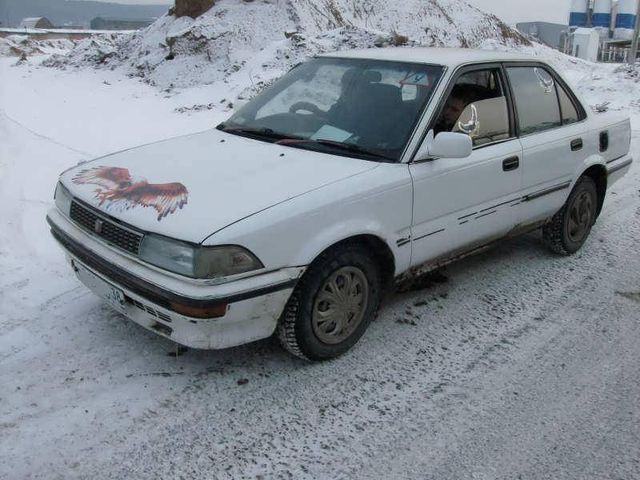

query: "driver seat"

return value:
[330, 79, 403, 146]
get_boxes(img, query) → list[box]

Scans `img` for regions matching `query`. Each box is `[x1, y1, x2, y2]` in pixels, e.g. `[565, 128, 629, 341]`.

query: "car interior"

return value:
[435, 70, 511, 147]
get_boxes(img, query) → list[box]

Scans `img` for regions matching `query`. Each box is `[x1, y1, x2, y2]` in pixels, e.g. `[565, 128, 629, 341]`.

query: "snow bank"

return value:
[0, 35, 76, 58]
[44, 0, 529, 89]
[30, 0, 640, 118]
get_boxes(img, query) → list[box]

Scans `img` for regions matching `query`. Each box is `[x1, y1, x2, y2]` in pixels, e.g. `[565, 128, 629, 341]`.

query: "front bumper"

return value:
[47, 208, 303, 349]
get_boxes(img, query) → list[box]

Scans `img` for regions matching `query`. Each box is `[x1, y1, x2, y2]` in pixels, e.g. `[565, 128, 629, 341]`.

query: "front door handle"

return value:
[571, 138, 583, 151]
[503, 156, 520, 172]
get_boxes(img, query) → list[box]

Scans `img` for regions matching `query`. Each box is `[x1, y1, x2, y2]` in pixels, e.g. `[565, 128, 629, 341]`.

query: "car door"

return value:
[408, 65, 523, 269]
[505, 64, 589, 226]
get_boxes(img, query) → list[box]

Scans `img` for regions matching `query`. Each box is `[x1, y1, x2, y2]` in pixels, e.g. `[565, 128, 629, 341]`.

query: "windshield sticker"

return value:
[72, 166, 188, 221]
[311, 125, 353, 142]
[399, 72, 432, 87]
[534, 67, 555, 94]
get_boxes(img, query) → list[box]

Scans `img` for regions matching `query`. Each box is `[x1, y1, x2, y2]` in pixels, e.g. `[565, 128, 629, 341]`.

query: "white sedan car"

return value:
[48, 48, 632, 360]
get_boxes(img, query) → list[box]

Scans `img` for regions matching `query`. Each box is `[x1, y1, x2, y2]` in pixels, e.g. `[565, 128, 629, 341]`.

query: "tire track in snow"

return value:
[0, 109, 93, 158]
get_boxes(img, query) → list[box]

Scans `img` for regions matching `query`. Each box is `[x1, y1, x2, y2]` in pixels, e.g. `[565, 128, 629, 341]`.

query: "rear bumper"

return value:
[47, 208, 303, 349]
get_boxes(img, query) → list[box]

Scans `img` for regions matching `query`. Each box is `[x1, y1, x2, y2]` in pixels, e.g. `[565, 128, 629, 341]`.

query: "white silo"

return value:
[569, 0, 589, 28]
[591, 0, 612, 37]
[592, 0, 612, 27]
[614, 0, 638, 40]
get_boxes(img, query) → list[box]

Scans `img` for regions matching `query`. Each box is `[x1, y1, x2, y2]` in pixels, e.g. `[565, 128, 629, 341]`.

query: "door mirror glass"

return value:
[415, 130, 473, 161]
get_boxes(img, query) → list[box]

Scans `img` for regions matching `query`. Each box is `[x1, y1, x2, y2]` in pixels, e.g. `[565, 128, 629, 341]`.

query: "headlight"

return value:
[138, 234, 264, 279]
[54, 182, 73, 216]
[138, 235, 195, 277]
[194, 245, 264, 279]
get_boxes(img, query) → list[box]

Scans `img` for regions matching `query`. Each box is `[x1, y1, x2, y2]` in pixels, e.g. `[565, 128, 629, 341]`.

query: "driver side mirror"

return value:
[414, 130, 473, 162]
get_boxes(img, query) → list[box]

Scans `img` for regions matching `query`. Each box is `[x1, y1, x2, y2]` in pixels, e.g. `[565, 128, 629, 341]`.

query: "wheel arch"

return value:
[580, 163, 607, 218]
[308, 234, 397, 289]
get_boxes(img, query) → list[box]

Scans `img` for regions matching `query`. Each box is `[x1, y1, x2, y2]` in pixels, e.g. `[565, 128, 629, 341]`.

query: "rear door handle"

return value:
[502, 156, 520, 172]
[571, 138, 583, 151]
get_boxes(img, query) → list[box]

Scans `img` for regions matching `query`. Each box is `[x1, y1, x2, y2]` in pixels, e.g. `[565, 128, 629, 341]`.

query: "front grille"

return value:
[70, 200, 143, 255]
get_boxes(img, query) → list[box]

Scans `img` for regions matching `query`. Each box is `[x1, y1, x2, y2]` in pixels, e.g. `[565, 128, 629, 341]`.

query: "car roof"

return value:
[318, 47, 536, 68]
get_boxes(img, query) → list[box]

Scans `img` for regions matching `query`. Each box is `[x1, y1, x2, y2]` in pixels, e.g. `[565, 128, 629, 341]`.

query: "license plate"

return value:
[73, 260, 127, 313]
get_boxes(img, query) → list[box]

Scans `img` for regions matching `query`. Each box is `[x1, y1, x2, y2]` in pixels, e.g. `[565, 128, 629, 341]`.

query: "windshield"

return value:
[220, 57, 444, 162]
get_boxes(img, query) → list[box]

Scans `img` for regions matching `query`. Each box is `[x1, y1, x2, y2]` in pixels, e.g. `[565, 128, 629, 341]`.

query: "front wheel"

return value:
[542, 176, 598, 255]
[277, 245, 381, 361]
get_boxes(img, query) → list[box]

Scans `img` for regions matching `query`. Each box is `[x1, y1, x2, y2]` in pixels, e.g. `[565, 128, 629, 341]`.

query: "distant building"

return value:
[90, 17, 154, 31]
[516, 22, 570, 51]
[601, 38, 634, 63]
[564, 0, 638, 62]
[57, 24, 86, 31]
[571, 28, 601, 62]
[19, 17, 55, 29]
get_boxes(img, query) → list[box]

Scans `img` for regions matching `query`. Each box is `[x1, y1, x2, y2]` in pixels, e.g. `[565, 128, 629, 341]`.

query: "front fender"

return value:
[204, 164, 413, 276]
[287, 220, 407, 275]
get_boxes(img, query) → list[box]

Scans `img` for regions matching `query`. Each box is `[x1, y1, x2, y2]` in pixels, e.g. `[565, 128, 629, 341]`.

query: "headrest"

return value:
[359, 82, 402, 107]
[453, 96, 509, 144]
[362, 70, 382, 83]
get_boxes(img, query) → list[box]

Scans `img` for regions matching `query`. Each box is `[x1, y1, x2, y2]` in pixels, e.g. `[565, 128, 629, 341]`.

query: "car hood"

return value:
[61, 128, 378, 244]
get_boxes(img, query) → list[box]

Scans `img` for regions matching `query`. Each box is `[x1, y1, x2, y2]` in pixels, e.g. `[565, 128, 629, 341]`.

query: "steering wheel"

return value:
[289, 101, 323, 116]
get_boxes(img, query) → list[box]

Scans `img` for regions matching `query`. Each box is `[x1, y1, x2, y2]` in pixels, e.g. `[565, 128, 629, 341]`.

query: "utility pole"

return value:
[630, 0, 640, 64]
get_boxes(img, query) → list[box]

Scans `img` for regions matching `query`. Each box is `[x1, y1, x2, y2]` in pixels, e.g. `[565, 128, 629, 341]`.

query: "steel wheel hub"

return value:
[567, 190, 593, 243]
[312, 266, 369, 345]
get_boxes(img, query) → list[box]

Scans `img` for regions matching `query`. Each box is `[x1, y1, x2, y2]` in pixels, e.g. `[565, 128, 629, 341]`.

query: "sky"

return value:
[80, 0, 573, 25]
[84, 0, 172, 4]
[468, 0, 572, 24]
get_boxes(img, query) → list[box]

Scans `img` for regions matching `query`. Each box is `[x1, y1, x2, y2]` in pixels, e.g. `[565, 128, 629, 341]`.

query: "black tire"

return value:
[277, 244, 381, 361]
[542, 176, 598, 255]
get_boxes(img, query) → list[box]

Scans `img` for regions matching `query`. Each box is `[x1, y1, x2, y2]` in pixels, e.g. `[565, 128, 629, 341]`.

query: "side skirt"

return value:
[394, 219, 548, 288]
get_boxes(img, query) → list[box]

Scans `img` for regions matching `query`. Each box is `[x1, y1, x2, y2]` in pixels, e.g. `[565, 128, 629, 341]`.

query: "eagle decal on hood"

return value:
[72, 166, 188, 221]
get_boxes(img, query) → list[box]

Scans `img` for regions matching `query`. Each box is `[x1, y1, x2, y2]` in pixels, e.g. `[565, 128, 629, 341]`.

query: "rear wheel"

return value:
[542, 176, 598, 255]
[277, 245, 381, 361]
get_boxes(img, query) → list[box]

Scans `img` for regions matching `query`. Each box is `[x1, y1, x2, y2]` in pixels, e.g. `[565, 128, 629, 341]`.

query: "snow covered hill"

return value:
[46, 0, 529, 89]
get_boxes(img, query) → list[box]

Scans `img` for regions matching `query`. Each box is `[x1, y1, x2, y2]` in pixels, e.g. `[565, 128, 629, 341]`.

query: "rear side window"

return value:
[507, 67, 561, 135]
[557, 83, 579, 125]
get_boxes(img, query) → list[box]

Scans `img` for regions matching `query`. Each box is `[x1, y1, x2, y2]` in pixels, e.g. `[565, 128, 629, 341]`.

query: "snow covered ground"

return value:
[1, 45, 640, 479]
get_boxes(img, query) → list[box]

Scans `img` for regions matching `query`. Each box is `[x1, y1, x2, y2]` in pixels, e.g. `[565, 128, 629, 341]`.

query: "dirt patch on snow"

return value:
[170, 0, 216, 18]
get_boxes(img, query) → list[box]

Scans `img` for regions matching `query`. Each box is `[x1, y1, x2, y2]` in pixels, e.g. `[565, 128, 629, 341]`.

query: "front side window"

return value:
[433, 68, 511, 147]
[507, 66, 562, 135]
[221, 58, 444, 161]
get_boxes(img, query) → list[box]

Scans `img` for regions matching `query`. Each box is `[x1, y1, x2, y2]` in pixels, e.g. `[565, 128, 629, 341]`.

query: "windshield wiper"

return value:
[217, 124, 393, 161]
[217, 123, 303, 142]
[277, 138, 393, 162]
